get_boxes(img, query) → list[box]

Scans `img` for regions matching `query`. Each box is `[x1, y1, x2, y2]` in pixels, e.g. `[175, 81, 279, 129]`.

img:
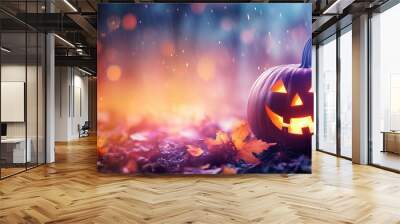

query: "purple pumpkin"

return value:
[247, 39, 313, 146]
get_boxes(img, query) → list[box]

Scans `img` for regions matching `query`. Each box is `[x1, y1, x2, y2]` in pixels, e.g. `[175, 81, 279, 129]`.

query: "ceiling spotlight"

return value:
[1, 47, 11, 53]
[63, 0, 78, 12]
[54, 34, 75, 48]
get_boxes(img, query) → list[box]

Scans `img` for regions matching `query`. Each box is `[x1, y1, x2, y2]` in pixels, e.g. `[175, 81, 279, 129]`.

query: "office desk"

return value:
[382, 131, 400, 154]
[1, 138, 31, 163]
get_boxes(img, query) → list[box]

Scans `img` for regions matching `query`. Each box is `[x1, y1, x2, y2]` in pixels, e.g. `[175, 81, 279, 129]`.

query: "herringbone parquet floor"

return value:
[1, 136, 400, 224]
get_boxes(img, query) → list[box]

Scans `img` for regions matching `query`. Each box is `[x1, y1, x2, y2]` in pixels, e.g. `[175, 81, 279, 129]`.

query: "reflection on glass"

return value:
[340, 29, 352, 158]
[371, 4, 400, 171]
[1, 32, 27, 177]
[318, 37, 337, 154]
[0, 1, 47, 179]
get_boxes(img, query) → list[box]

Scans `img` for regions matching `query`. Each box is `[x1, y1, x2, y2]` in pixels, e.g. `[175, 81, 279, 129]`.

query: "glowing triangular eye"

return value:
[271, 80, 287, 93]
[308, 87, 313, 93]
[291, 93, 303, 106]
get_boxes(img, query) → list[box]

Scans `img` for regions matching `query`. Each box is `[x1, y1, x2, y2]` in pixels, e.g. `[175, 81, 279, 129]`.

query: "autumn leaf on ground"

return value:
[98, 147, 108, 157]
[238, 140, 276, 164]
[231, 121, 275, 164]
[98, 136, 107, 148]
[241, 139, 272, 154]
[122, 160, 137, 173]
[231, 121, 251, 150]
[200, 164, 210, 169]
[205, 131, 230, 147]
[186, 145, 204, 157]
[222, 166, 238, 174]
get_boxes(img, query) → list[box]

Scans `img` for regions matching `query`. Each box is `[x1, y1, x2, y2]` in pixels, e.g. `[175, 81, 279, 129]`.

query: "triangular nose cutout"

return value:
[291, 93, 303, 106]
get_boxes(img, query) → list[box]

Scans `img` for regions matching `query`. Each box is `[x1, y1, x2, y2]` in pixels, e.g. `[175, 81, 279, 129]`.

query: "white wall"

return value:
[55, 67, 89, 141]
[1, 65, 37, 138]
[1, 64, 46, 163]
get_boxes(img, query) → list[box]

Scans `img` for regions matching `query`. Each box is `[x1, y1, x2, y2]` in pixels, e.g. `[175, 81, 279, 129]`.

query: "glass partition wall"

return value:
[316, 26, 353, 159]
[370, 3, 400, 171]
[0, 2, 46, 179]
[317, 35, 337, 155]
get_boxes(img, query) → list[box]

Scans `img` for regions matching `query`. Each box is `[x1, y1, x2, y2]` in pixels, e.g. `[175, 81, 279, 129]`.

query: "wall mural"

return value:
[97, 3, 312, 174]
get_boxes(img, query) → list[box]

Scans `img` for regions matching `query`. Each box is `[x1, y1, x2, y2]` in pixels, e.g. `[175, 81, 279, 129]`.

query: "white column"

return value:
[46, 33, 55, 163]
[352, 14, 369, 164]
[45, 1, 55, 163]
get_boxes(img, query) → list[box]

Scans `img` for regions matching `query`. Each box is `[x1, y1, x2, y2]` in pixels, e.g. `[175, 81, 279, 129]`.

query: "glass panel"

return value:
[38, 32, 45, 165]
[27, 31, 38, 169]
[27, 0, 39, 168]
[339, 29, 352, 158]
[1, 30, 27, 177]
[317, 37, 337, 154]
[371, 4, 400, 171]
[0, 1, 46, 178]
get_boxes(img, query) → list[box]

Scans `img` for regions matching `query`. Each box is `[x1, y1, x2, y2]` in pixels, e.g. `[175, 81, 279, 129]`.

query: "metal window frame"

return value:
[315, 23, 353, 161]
[0, 0, 47, 180]
[367, 0, 400, 173]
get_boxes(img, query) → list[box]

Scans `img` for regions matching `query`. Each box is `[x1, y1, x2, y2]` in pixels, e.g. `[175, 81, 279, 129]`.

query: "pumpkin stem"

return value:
[300, 39, 312, 68]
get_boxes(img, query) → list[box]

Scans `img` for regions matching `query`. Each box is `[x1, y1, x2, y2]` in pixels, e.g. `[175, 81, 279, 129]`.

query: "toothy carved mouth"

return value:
[265, 106, 314, 135]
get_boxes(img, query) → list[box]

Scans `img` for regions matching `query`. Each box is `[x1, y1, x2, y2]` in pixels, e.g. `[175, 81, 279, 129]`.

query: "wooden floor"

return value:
[1, 136, 400, 224]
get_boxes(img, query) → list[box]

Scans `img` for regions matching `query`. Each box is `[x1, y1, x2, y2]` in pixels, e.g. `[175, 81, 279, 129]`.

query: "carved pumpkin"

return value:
[247, 39, 313, 146]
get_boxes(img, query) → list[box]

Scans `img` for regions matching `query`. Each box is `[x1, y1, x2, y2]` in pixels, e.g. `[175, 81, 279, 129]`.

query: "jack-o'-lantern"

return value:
[247, 39, 313, 146]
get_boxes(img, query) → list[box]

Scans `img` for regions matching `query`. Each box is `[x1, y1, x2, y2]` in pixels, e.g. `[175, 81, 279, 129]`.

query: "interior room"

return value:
[1, 0, 400, 223]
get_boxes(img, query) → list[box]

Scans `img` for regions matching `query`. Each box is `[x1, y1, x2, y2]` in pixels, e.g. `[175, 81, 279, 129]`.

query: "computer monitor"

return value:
[1, 123, 7, 137]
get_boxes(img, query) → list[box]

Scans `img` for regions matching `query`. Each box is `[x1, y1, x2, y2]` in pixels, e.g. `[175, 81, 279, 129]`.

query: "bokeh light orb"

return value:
[220, 18, 234, 31]
[191, 3, 206, 14]
[240, 29, 255, 44]
[107, 15, 121, 32]
[107, 65, 122, 81]
[122, 13, 137, 30]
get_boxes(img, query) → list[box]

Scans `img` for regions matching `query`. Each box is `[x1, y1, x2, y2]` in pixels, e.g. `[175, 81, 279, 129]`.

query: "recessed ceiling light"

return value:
[78, 67, 93, 76]
[54, 34, 75, 48]
[63, 0, 78, 12]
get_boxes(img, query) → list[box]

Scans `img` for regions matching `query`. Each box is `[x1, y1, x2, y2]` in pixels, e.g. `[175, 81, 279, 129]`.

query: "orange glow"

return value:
[288, 116, 314, 135]
[265, 106, 313, 135]
[106, 65, 122, 81]
[122, 14, 137, 30]
[197, 57, 215, 81]
[271, 80, 287, 93]
[265, 106, 286, 130]
[291, 93, 303, 107]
